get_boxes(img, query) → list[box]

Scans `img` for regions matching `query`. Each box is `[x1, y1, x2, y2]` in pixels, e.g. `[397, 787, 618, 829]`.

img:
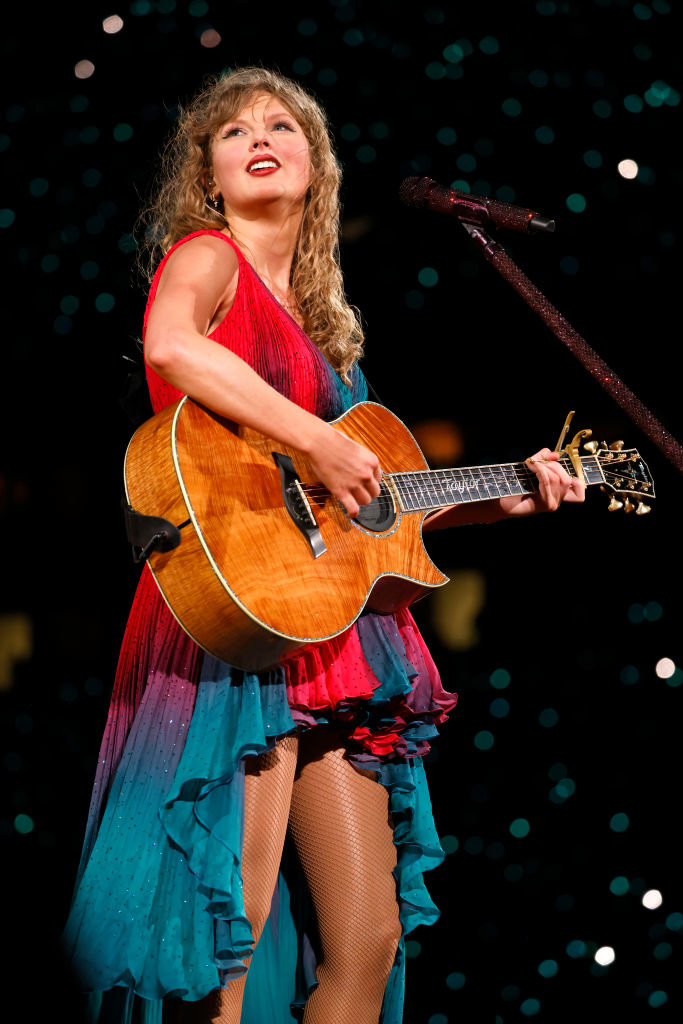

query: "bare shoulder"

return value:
[156, 232, 239, 297]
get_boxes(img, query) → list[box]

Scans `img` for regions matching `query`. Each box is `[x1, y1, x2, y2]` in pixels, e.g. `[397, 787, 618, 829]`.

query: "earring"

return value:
[206, 177, 221, 210]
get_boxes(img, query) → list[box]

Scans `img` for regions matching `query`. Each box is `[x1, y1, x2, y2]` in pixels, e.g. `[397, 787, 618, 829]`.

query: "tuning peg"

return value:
[609, 440, 624, 451]
[608, 496, 624, 511]
[640, 482, 651, 491]
[624, 498, 635, 513]
[614, 477, 624, 487]
[584, 440, 599, 454]
[635, 502, 651, 515]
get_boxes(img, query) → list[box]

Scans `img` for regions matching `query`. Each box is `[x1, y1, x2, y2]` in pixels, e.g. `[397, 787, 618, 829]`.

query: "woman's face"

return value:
[210, 92, 312, 218]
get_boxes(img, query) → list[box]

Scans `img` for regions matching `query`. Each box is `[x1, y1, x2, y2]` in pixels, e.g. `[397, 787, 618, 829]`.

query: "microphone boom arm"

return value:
[461, 221, 683, 475]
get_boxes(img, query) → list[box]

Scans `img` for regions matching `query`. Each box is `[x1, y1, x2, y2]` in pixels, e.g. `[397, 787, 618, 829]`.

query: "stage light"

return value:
[41, 255, 59, 273]
[436, 126, 457, 145]
[479, 36, 499, 54]
[441, 835, 459, 853]
[74, 60, 95, 80]
[538, 708, 559, 728]
[113, 123, 133, 142]
[520, 998, 540, 1016]
[609, 876, 630, 896]
[443, 43, 464, 63]
[509, 818, 530, 838]
[592, 99, 612, 118]
[456, 153, 476, 172]
[425, 62, 445, 80]
[14, 814, 34, 834]
[609, 812, 630, 833]
[620, 665, 639, 684]
[95, 293, 115, 313]
[199, 30, 221, 48]
[528, 69, 549, 87]
[643, 889, 663, 909]
[490, 668, 511, 689]
[80, 260, 100, 280]
[418, 267, 438, 287]
[648, 992, 668, 1008]
[489, 697, 509, 719]
[102, 15, 124, 33]
[292, 58, 312, 75]
[618, 159, 638, 180]
[60, 296, 79, 315]
[655, 658, 675, 679]
[474, 730, 494, 750]
[566, 193, 587, 213]
[538, 960, 558, 978]
[356, 145, 376, 163]
[297, 18, 317, 35]
[583, 149, 602, 168]
[446, 972, 466, 990]
[595, 946, 615, 965]
[317, 68, 337, 86]
[624, 95, 644, 113]
[534, 125, 554, 144]
[501, 97, 522, 116]
[344, 28, 363, 46]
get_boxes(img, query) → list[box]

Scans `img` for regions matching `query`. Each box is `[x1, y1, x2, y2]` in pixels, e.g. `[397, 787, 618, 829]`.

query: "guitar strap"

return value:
[121, 499, 183, 564]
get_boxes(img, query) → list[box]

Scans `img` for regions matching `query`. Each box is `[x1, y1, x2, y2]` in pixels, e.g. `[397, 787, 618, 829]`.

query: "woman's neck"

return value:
[224, 208, 302, 294]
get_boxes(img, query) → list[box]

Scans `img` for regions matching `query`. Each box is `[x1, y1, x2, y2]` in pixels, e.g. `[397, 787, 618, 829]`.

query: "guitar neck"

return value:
[387, 454, 605, 512]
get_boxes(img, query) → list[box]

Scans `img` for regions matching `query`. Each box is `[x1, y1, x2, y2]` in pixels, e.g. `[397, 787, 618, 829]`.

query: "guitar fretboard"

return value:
[388, 455, 605, 512]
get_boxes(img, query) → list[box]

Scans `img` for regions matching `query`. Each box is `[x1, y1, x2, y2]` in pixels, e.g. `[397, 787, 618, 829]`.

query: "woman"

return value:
[63, 67, 583, 1024]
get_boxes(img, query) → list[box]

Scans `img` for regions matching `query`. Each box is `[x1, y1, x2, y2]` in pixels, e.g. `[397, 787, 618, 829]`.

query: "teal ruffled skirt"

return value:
[63, 570, 456, 1023]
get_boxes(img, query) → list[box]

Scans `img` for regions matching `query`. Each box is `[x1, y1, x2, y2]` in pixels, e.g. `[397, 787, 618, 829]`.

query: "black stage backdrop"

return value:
[2, 2, 682, 1021]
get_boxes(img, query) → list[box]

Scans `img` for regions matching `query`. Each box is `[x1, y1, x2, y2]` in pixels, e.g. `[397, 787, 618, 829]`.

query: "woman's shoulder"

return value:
[153, 230, 240, 289]
[163, 229, 241, 269]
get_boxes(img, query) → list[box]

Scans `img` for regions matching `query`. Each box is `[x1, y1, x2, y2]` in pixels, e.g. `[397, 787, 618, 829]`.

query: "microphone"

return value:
[399, 176, 555, 235]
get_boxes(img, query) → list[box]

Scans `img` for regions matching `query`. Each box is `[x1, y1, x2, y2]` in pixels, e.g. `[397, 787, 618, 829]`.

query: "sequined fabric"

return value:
[63, 231, 457, 1024]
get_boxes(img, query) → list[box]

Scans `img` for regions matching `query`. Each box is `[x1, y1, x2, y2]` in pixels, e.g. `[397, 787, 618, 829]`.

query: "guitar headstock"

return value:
[584, 439, 655, 515]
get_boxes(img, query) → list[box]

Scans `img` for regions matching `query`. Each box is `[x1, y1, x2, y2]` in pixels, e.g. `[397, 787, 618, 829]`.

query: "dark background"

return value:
[2, 1, 682, 1020]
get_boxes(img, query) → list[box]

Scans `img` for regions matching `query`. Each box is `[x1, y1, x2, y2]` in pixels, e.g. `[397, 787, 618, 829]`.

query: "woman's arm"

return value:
[423, 448, 585, 531]
[144, 235, 381, 517]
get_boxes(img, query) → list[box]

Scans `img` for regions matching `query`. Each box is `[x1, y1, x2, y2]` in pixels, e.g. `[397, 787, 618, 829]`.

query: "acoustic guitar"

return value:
[124, 399, 654, 671]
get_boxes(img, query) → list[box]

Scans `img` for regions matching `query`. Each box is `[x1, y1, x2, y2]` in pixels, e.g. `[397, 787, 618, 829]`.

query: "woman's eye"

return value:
[273, 121, 295, 131]
[222, 127, 242, 138]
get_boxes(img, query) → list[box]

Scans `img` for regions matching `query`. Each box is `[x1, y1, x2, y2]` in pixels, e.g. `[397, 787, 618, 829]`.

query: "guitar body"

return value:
[124, 400, 448, 671]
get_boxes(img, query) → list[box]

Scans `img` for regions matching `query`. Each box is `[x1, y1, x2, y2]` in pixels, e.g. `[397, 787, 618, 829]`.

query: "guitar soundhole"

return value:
[353, 482, 397, 533]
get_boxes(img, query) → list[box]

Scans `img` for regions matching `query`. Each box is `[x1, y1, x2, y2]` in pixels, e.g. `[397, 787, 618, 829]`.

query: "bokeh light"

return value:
[102, 15, 124, 34]
[74, 60, 95, 79]
[595, 947, 615, 966]
[642, 889, 663, 910]
[617, 159, 639, 180]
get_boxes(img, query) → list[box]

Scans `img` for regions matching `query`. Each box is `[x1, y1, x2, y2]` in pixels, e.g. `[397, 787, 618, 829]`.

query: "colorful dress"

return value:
[62, 231, 458, 1024]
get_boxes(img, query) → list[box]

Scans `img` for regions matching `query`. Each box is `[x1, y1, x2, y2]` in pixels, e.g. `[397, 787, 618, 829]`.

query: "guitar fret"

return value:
[390, 453, 614, 513]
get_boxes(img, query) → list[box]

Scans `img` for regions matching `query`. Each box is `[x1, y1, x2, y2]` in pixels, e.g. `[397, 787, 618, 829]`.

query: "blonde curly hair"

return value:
[138, 67, 364, 381]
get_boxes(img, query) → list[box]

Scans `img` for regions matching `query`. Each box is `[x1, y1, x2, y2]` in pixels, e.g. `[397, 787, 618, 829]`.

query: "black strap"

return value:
[121, 499, 183, 563]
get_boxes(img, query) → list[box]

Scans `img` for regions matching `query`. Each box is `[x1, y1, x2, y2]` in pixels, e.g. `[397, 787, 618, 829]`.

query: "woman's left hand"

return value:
[499, 447, 585, 517]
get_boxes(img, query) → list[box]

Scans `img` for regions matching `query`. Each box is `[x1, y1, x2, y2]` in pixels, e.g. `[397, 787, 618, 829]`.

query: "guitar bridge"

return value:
[272, 452, 327, 559]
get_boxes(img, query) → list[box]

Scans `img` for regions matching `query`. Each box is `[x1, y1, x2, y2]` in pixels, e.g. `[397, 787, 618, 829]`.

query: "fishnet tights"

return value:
[176, 729, 400, 1024]
[290, 727, 401, 1024]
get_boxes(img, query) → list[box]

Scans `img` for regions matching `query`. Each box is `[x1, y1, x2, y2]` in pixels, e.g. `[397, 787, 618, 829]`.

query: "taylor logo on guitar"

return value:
[124, 399, 654, 671]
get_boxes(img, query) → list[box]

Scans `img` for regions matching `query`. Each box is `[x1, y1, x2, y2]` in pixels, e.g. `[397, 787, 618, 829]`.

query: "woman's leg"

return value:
[178, 733, 298, 1024]
[288, 728, 402, 1024]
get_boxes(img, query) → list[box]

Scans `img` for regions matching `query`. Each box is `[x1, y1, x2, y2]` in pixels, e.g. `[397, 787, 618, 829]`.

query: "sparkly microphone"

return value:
[399, 176, 555, 235]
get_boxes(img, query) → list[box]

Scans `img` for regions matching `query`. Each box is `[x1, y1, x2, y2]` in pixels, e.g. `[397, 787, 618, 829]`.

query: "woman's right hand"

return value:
[307, 422, 382, 518]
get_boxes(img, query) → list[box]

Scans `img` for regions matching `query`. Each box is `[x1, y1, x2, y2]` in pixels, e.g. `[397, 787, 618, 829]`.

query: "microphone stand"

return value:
[461, 221, 683, 475]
